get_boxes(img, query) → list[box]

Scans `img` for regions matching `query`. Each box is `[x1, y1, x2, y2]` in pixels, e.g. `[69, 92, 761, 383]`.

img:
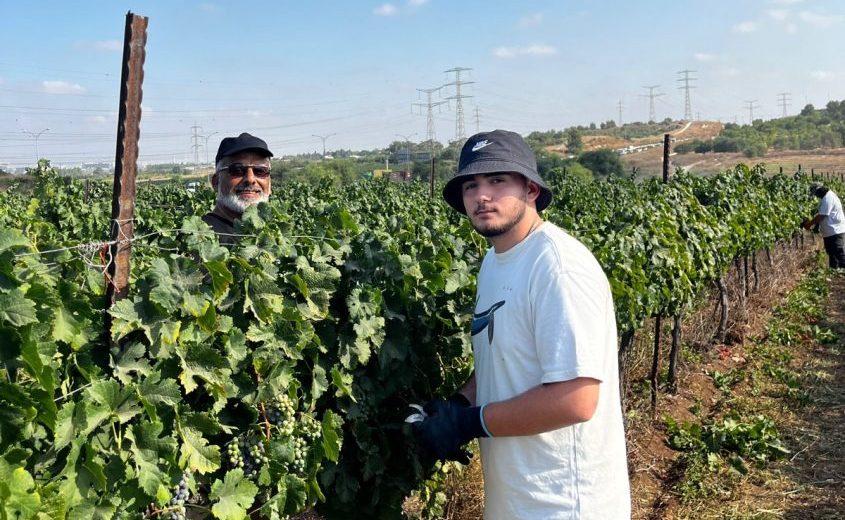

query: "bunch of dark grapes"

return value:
[226, 436, 269, 479]
[166, 470, 191, 519]
[290, 437, 308, 474]
[298, 413, 321, 441]
[142, 470, 191, 519]
[266, 393, 296, 436]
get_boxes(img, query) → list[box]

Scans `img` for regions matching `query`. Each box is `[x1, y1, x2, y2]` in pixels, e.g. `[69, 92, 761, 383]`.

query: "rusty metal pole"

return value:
[429, 156, 435, 198]
[106, 12, 147, 311]
[662, 133, 671, 183]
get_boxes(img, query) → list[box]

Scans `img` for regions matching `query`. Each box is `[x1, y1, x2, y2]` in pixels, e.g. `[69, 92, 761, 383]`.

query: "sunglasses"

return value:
[217, 163, 271, 178]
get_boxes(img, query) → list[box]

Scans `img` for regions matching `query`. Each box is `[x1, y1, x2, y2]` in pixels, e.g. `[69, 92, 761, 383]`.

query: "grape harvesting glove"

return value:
[412, 397, 490, 463]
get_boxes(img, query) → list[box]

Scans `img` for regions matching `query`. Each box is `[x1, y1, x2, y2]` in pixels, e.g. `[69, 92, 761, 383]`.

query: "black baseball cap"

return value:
[443, 129, 553, 214]
[215, 132, 273, 163]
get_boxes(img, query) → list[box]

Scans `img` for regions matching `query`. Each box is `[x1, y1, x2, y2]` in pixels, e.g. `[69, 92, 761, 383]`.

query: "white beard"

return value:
[216, 190, 270, 214]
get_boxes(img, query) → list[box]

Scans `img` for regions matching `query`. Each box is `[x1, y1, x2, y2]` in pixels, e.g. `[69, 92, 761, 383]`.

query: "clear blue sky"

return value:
[1, 0, 843, 167]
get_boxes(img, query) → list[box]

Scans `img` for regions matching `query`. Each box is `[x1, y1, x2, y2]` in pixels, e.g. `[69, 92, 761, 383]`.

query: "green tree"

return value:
[577, 149, 624, 178]
[565, 128, 583, 154]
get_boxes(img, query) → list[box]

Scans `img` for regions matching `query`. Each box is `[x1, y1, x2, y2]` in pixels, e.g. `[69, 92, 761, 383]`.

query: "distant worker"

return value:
[803, 184, 845, 268]
[412, 130, 631, 519]
[202, 132, 273, 243]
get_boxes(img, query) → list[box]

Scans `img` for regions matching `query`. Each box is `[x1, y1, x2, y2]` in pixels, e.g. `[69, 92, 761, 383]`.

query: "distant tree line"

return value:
[676, 100, 845, 158]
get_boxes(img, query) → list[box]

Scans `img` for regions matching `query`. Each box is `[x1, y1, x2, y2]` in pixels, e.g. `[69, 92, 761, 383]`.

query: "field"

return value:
[0, 160, 843, 519]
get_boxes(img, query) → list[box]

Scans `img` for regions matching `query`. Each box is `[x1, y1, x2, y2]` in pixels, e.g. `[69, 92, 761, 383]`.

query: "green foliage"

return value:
[0, 159, 828, 518]
[576, 149, 625, 178]
[665, 414, 789, 476]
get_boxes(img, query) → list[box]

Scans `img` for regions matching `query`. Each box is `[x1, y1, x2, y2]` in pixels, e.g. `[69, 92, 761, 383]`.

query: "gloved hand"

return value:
[412, 397, 489, 463]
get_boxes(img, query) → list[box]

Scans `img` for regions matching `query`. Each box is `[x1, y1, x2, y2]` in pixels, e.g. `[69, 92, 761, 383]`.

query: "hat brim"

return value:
[442, 160, 552, 214]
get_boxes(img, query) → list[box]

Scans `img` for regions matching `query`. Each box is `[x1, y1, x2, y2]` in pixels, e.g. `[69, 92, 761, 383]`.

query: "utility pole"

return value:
[677, 70, 697, 121]
[413, 87, 448, 156]
[203, 131, 218, 165]
[744, 100, 760, 124]
[443, 67, 474, 143]
[395, 132, 416, 172]
[312, 133, 336, 159]
[641, 85, 664, 123]
[777, 92, 792, 118]
[617, 98, 624, 126]
[191, 124, 202, 165]
[474, 107, 481, 134]
[22, 128, 49, 163]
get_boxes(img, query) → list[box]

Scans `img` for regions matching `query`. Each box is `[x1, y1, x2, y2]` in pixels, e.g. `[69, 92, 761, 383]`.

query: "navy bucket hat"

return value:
[443, 129, 553, 214]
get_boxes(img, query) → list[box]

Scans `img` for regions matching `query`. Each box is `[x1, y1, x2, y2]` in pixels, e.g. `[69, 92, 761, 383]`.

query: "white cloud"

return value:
[770, 0, 803, 4]
[41, 81, 86, 95]
[694, 52, 717, 62]
[811, 70, 833, 80]
[766, 9, 789, 20]
[786, 22, 798, 33]
[73, 40, 122, 52]
[88, 116, 108, 124]
[721, 67, 740, 77]
[799, 11, 844, 28]
[374, 4, 398, 16]
[408, 0, 428, 6]
[518, 13, 544, 28]
[492, 44, 558, 59]
[732, 21, 758, 33]
[199, 3, 219, 13]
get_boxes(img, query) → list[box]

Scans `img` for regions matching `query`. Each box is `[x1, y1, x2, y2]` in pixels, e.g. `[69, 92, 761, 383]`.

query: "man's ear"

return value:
[211, 172, 219, 191]
[526, 180, 541, 203]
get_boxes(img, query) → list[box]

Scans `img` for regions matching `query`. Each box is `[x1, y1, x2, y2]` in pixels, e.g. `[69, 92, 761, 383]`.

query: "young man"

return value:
[413, 130, 630, 519]
[202, 132, 273, 243]
[803, 184, 845, 268]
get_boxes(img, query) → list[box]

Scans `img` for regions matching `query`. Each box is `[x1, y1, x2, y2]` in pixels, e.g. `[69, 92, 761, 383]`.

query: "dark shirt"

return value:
[202, 212, 237, 245]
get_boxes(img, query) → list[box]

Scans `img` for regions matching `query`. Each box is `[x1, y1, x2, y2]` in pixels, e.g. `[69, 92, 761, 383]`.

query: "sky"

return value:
[1, 0, 843, 168]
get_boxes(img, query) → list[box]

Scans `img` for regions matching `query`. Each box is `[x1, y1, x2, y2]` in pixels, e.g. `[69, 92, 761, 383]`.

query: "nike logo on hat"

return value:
[472, 139, 493, 152]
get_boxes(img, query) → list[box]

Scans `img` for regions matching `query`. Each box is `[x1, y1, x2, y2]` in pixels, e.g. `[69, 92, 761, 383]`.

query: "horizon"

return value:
[1, 0, 843, 168]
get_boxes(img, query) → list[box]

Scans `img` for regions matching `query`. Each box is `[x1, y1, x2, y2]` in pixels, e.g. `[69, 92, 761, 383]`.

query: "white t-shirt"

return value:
[818, 190, 845, 238]
[472, 222, 630, 520]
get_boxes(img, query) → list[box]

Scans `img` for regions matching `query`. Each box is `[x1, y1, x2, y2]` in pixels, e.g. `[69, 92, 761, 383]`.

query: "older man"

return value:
[202, 132, 273, 242]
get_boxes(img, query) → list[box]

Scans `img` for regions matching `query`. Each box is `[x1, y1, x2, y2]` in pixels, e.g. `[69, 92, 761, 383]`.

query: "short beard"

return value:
[474, 199, 526, 238]
[217, 190, 269, 214]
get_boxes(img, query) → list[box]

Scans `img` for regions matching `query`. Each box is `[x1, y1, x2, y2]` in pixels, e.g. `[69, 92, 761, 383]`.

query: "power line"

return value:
[617, 98, 623, 125]
[677, 70, 697, 121]
[190, 124, 202, 165]
[312, 133, 336, 158]
[744, 100, 760, 124]
[443, 67, 474, 143]
[640, 85, 664, 123]
[777, 92, 792, 118]
[413, 87, 448, 153]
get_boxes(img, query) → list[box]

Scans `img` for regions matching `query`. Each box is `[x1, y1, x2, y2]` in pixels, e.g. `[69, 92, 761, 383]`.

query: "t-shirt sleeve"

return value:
[819, 195, 832, 216]
[530, 253, 613, 384]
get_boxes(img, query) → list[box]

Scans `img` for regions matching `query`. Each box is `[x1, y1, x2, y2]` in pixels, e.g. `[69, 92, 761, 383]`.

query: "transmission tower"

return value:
[677, 70, 697, 121]
[413, 87, 448, 154]
[744, 100, 760, 124]
[777, 92, 792, 117]
[191, 124, 202, 165]
[474, 107, 481, 134]
[617, 99, 624, 125]
[640, 85, 664, 123]
[312, 133, 336, 158]
[443, 67, 474, 143]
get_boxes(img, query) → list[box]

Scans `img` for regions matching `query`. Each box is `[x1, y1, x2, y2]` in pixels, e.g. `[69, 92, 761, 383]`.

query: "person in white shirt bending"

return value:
[804, 184, 845, 268]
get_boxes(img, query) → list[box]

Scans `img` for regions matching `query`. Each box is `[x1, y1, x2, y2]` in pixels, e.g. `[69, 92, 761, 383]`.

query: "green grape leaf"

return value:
[321, 410, 343, 463]
[0, 289, 37, 328]
[209, 469, 258, 520]
[178, 426, 221, 474]
[0, 463, 41, 520]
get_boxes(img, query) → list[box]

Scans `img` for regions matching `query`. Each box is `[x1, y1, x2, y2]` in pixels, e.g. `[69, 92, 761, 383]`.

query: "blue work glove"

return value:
[412, 396, 489, 463]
